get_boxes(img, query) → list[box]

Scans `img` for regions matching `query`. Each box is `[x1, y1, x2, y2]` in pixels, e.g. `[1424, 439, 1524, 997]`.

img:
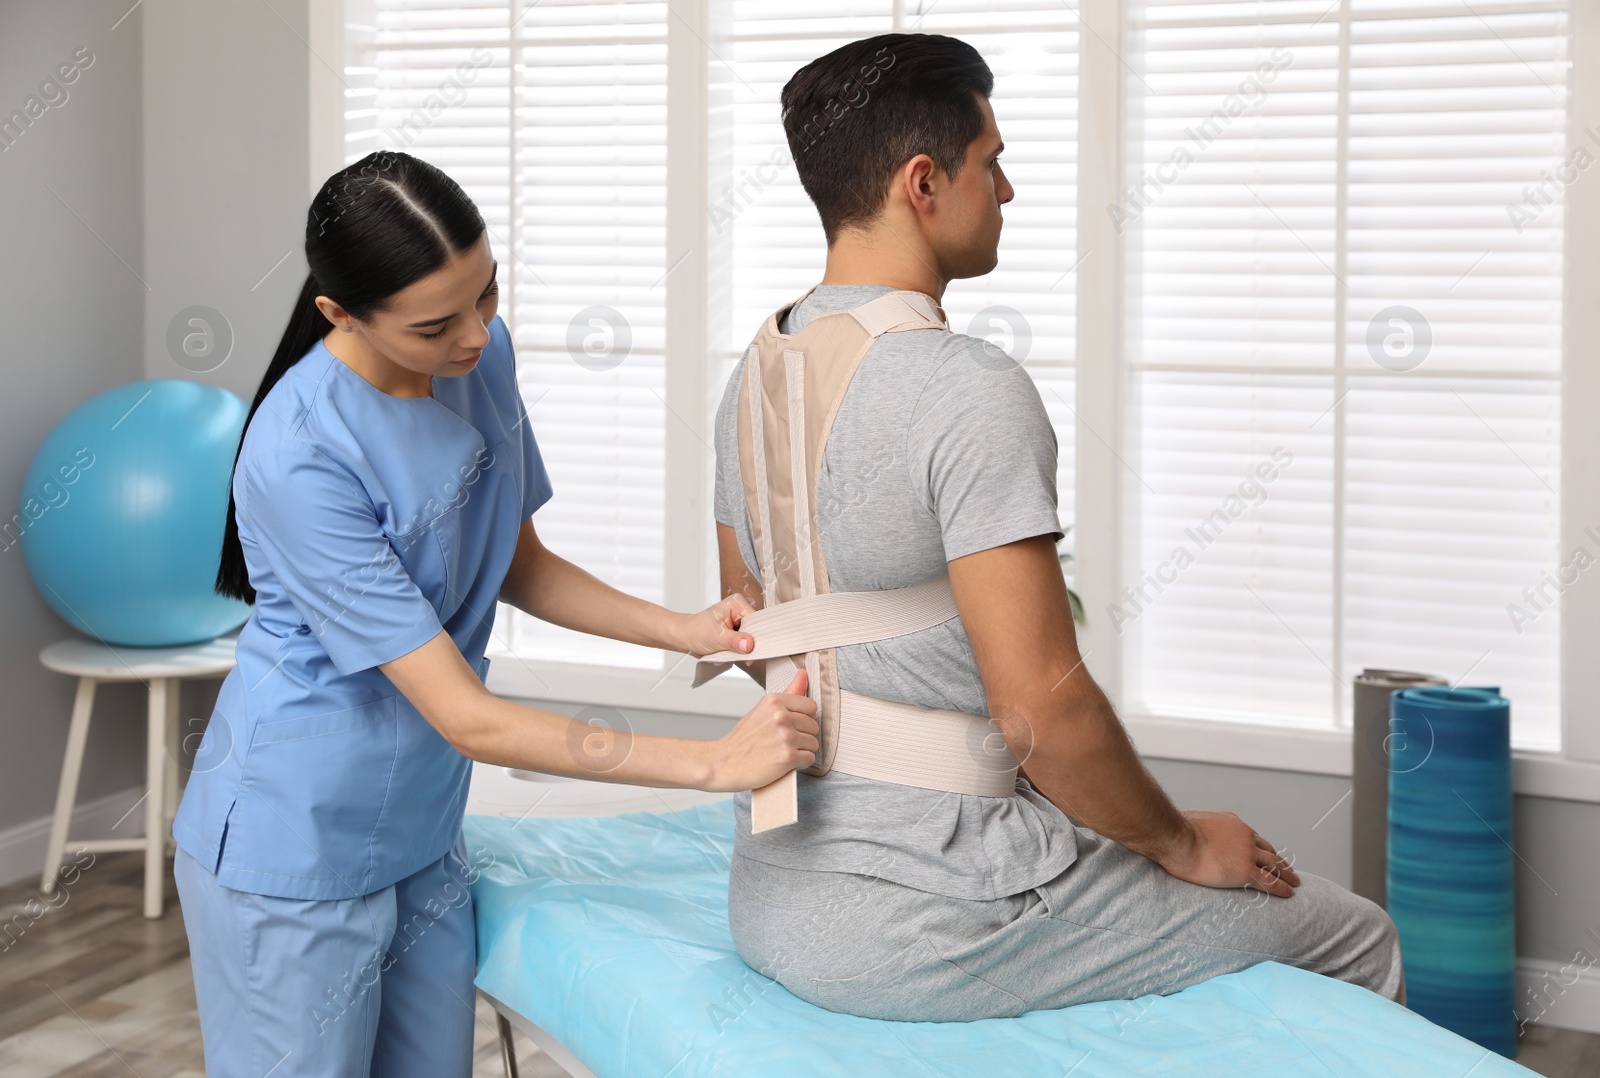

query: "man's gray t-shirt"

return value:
[713, 284, 1079, 901]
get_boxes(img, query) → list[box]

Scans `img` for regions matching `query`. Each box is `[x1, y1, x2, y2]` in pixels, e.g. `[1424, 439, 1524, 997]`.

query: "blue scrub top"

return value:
[173, 314, 553, 900]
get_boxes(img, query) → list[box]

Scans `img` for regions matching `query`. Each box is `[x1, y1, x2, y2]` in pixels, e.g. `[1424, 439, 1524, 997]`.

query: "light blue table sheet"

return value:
[467, 801, 1535, 1077]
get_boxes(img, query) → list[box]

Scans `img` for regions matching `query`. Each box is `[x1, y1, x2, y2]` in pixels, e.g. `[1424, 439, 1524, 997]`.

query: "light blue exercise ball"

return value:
[19, 378, 253, 646]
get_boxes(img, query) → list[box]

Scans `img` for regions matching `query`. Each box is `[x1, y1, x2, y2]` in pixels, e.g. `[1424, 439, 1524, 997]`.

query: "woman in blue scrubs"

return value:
[171, 151, 819, 1077]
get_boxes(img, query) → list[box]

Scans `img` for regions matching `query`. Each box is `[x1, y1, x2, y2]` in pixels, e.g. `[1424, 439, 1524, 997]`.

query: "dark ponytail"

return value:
[215, 150, 487, 604]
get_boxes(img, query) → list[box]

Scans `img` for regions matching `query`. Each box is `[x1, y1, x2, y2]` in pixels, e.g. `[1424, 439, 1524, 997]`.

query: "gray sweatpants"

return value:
[727, 822, 1405, 1023]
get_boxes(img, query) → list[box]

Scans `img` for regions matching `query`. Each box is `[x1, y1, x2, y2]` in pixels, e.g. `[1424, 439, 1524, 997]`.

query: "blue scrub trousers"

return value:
[174, 834, 478, 1077]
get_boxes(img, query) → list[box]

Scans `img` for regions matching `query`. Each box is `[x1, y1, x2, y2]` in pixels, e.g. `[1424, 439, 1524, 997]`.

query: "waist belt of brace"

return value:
[693, 287, 1019, 834]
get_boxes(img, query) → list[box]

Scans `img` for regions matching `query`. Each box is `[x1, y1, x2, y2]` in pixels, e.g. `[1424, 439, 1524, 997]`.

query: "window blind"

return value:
[348, 1, 1078, 674]
[1125, 0, 1566, 747]
[347, 0, 667, 669]
[337, 0, 1569, 746]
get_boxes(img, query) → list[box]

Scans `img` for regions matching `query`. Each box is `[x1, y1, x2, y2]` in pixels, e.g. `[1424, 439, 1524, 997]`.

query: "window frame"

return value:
[310, 0, 1600, 801]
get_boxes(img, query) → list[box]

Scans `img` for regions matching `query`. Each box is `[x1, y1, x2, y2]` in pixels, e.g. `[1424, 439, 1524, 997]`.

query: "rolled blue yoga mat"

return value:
[1387, 685, 1516, 1058]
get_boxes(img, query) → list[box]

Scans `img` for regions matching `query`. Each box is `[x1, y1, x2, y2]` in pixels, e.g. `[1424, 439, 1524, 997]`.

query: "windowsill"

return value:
[1116, 711, 1599, 805]
[485, 654, 1600, 805]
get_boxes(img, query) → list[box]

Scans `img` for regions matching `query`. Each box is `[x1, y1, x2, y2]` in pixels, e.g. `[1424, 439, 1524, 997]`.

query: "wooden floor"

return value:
[1, 851, 1596, 1077]
[0, 852, 561, 1077]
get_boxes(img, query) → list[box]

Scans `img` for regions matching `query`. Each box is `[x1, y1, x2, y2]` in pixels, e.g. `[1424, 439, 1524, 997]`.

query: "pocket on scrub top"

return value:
[386, 514, 454, 614]
[251, 694, 398, 747]
[430, 513, 468, 618]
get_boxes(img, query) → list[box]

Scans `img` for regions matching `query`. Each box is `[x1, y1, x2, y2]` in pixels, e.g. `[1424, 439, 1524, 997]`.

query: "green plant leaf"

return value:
[1057, 523, 1083, 623]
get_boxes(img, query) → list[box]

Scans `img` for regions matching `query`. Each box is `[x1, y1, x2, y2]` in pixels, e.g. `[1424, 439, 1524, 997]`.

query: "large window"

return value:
[340, 0, 1080, 668]
[329, 0, 1593, 770]
[1123, 0, 1566, 748]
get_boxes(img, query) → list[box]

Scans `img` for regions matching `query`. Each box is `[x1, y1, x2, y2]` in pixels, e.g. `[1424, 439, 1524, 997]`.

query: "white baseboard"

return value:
[0, 785, 146, 889]
[1518, 953, 1600, 1035]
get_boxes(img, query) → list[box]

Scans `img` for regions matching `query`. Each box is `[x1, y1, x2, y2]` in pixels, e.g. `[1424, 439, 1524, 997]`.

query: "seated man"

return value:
[711, 31, 1404, 1023]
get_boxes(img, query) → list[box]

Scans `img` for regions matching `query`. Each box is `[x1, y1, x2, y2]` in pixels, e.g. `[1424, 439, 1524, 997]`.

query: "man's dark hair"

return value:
[780, 33, 994, 244]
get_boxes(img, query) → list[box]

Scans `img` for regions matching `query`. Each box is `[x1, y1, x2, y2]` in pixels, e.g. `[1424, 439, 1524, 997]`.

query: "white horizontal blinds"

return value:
[1343, 378, 1561, 747]
[508, 2, 668, 667]
[913, 1, 1080, 548]
[713, 3, 893, 350]
[1126, 0, 1566, 746]
[1341, 2, 1565, 748]
[714, 5, 1078, 563]
[344, 3, 510, 227]
[1126, 6, 1341, 725]
[351, 0, 668, 670]
[341, 0, 381, 160]
[1133, 373, 1337, 726]
[1124, 8, 1340, 372]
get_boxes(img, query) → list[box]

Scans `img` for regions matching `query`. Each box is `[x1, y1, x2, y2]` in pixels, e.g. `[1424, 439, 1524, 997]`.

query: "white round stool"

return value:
[39, 633, 238, 918]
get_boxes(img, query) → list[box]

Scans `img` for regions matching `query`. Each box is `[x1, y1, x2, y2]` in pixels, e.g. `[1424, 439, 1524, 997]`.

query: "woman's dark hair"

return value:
[215, 151, 486, 604]
[780, 33, 994, 244]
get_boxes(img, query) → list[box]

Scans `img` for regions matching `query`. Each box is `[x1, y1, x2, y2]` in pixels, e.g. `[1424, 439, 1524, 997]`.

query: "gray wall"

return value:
[0, 0, 311, 845]
[0, 0, 152, 834]
[141, 0, 312, 397]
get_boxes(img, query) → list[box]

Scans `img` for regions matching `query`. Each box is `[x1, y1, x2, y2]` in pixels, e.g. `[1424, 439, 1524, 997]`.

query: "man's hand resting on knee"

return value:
[949, 535, 1301, 898]
[1158, 809, 1301, 898]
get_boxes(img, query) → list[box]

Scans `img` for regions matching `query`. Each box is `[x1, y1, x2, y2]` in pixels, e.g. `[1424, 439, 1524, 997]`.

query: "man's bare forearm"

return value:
[996, 671, 1196, 867]
[949, 536, 1197, 869]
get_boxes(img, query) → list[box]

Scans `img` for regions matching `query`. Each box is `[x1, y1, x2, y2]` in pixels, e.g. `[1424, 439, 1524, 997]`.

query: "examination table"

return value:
[463, 769, 1535, 1078]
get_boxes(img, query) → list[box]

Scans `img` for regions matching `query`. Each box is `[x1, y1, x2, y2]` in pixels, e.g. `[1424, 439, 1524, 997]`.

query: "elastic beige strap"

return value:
[750, 653, 802, 834]
[745, 345, 778, 599]
[692, 576, 1017, 831]
[783, 349, 816, 597]
[833, 690, 1017, 797]
[744, 343, 793, 830]
[753, 348, 817, 833]
[691, 576, 961, 685]
[848, 291, 949, 335]
[745, 669, 1018, 831]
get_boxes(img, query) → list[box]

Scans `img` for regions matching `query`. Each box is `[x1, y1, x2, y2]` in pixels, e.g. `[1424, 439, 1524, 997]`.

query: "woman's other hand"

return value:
[704, 669, 818, 791]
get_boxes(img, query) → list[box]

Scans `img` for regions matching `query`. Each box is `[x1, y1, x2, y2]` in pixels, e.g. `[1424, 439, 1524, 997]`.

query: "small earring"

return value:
[342, 325, 354, 332]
